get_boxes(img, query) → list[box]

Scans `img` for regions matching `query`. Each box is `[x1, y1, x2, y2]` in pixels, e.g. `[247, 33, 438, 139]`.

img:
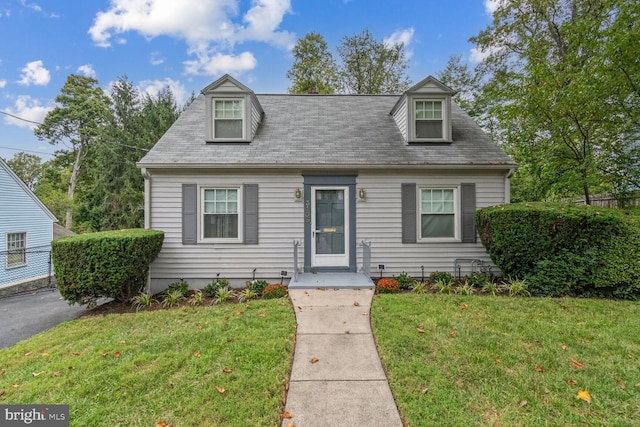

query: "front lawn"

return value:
[0, 299, 296, 426]
[371, 294, 640, 426]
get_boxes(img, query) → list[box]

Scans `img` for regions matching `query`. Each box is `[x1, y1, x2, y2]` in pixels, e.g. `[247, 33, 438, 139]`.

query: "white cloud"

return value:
[18, 60, 51, 86]
[184, 51, 257, 77]
[77, 64, 97, 78]
[3, 95, 52, 129]
[89, 0, 295, 76]
[384, 28, 415, 59]
[484, 0, 503, 14]
[0, 80, 6, 88]
[138, 78, 188, 106]
[150, 51, 165, 66]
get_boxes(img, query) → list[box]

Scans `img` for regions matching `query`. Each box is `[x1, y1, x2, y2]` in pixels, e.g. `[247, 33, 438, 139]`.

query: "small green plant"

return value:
[213, 286, 235, 304]
[132, 293, 155, 311]
[411, 281, 427, 294]
[162, 289, 185, 307]
[433, 277, 454, 294]
[204, 278, 229, 297]
[262, 283, 288, 299]
[506, 277, 531, 297]
[189, 290, 204, 306]
[246, 279, 269, 295]
[167, 279, 189, 297]
[464, 272, 492, 288]
[429, 271, 454, 285]
[457, 281, 475, 295]
[376, 278, 400, 294]
[237, 288, 258, 303]
[482, 281, 500, 296]
[394, 272, 415, 290]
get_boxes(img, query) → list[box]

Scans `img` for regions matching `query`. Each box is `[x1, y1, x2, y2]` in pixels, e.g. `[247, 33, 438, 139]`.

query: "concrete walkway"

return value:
[282, 288, 403, 427]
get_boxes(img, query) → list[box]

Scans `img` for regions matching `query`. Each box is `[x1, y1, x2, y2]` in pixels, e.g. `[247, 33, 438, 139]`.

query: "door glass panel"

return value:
[315, 190, 345, 255]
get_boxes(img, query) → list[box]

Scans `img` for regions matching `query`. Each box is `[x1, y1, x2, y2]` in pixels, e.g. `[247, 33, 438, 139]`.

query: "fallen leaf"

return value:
[73, 352, 80, 356]
[561, 345, 567, 351]
[286, 422, 295, 427]
[156, 421, 168, 427]
[281, 411, 292, 419]
[297, 306, 302, 311]
[535, 365, 544, 373]
[615, 378, 626, 390]
[12, 384, 19, 388]
[496, 342, 502, 346]
[68, 366, 74, 370]
[101, 353, 108, 357]
[169, 381, 175, 388]
[285, 383, 289, 392]
[460, 304, 468, 310]
[495, 358, 502, 364]
[421, 387, 429, 394]
[417, 325, 425, 333]
[567, 379, 578, 385]
[0, 390, 5, 397]
[310, 357, 319, 364]
[53, 372, 61, 377]
[450, 331, 458, 338]
[235, 311, 244, 315]
[571, 359, 584, 369]
[222, 369, 232, 373]
[114, 352, 121, 358]
[216, 387, 225, 394]
[344, 330, 350, 334]
[41, 353, 49, 357]
[259, 313, 267, 318]
[520, 400, 528, 407]
[353, 301, 360, 306]
[551, 320, 556, 323]
[576, 389, 592, 403]
[24, 352, 32, 356]
[120, 340, 126, 344]
[196, 324, 203, 330]
[32, 372, 42, 377]
[194, 352, 201, 358]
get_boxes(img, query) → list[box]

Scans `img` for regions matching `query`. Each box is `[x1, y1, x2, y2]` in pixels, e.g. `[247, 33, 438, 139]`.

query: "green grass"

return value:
[371, 294, 640, 426]
[0, 299, 295, 426]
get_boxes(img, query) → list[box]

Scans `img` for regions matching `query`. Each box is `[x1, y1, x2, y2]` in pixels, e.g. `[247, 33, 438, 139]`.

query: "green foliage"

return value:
[132, 293, 155, 311]
[428, 271, 454, 285]
[394, 272, 415, 290]
[464, 272, 492, 288]
[167, 279, 189, 297]
[287, 32, 339, 94]
[237, 288, 258, 303]
[481, 281, 500, 296]
[411, 281, 427, 294]
[189, 290, 204, 306]
[162, 289, 185, 307]
[505, 277, 531, 297]
[7, 152, 42, 191]
[204, 278, 230, 298]
[456, 281, 475, 296]
[246, 279, 269, 295]
[213, 286, 235, 304]
[262, 284, 288, 299]
[376, 278, 400, 294]
[433, 278, 454, 295]
[477, 203, 640, 298]
[51, 229, 164, 305]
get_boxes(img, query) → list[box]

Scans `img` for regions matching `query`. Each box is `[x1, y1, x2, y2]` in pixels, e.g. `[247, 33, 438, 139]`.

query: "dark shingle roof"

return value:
[138, 93, 515, 169]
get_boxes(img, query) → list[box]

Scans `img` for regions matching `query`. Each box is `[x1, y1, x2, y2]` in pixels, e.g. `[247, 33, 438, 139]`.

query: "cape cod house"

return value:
[137, 74, 516, 292]
[0, 158, 57, 296]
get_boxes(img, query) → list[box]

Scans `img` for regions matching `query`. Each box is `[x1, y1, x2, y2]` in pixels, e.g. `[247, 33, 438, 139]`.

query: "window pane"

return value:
[6, 232, 26, 267]
[422, 214, 455, 238]
[204, 214, 238, 238]
[215, 120, 243, 138]
[416, 120, 443, 138]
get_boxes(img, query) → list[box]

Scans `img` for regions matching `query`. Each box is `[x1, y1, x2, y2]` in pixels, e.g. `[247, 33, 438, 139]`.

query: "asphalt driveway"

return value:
[0, 289, 90, 349]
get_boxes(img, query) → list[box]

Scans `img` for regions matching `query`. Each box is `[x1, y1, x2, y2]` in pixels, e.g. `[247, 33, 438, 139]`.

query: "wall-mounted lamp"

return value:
[294, 187, 302, 200]
[358, 188, 366, 200]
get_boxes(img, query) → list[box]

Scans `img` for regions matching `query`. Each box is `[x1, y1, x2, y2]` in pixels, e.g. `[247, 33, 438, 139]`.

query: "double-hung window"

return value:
[415, 99, 444, 139]
[202, 188, 239, 239]
[420, 188, 456, 239]
[213, 99, 244, 139]
[6, 232, 27, 268]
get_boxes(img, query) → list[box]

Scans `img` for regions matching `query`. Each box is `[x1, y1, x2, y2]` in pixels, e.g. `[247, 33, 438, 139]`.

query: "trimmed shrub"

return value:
[262, 283, 288, 299]
[428, 271, 454, 285]
[167, 279, 189, 297]
[476, 203, 640, 298]
[394, 272, 415, 290]
[246, 279, 270, 295]
[204, 278, 229, 298]
[52, 229, 164, 305]
[376, 278, 400, 294]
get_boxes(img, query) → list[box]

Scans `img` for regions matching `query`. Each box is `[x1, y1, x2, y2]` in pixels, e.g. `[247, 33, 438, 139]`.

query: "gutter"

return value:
[504, 167, 516, 204]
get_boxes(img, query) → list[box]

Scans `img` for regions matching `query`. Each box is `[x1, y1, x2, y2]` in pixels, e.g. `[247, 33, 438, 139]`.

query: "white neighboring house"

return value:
[0, 158, 57, 295]
[137, 74, 517, 292]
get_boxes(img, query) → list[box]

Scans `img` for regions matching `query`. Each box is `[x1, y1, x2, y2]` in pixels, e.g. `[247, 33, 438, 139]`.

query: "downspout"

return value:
[142, 168, 152, 293]
[504, 168, 515, 204]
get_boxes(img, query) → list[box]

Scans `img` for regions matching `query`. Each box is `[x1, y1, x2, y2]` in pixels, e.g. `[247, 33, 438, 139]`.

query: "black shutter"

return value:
[243, 184, 259, 244]
[401, 183, 417, 243]
[461, 183, 476, 243]
[182, 184, 198, 245]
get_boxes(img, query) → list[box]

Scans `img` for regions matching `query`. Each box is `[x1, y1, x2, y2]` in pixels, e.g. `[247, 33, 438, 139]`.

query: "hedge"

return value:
[52, 229, 164, 305]
[476, 203, 640, 299]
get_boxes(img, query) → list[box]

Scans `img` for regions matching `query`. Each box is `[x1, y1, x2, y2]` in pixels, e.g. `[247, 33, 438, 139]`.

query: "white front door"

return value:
[311, 187, 349, 267]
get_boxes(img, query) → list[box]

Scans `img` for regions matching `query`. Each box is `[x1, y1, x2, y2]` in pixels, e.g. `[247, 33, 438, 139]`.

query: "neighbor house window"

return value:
[420, 189, 456, 238]
[6, 232, 26, 268]
[415, 99, 443, 139]
[202, 188, 239, 239]
[213, 99, 244, 139]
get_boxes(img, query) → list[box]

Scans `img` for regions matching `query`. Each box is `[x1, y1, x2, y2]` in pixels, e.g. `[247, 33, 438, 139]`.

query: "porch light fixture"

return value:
[294, 187, 302, 200]
[358, 188, 366, 200]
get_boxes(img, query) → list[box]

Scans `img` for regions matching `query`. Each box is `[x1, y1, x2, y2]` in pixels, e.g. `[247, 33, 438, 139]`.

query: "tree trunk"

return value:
[65, 144, 83, 229]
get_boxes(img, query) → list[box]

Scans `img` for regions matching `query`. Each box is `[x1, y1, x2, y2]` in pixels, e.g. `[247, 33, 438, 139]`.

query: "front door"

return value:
[311, 187, 349, 267]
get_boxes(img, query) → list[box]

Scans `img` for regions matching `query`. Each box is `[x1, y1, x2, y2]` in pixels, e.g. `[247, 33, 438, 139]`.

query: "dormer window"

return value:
[415, 99, 444, 139]
[213, 99, 244, 139]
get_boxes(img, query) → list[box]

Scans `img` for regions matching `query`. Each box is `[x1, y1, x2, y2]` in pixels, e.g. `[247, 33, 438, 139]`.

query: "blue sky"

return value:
[0, 0, 496, 161]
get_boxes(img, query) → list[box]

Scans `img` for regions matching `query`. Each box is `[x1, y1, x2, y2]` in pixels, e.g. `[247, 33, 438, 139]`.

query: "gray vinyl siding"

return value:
[147, 168, 506, 291]
[391, 97, 408, 141]
[251, 102, 262, 137]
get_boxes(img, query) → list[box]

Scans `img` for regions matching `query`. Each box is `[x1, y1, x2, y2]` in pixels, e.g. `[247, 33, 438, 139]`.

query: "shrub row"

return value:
[52, 229, 164, 305]
[476, 203, 640, 299]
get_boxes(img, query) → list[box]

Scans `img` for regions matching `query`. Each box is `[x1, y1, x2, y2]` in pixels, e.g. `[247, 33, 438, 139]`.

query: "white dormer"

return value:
[391, 75, 456, 143]
[201, 74, 264, 142]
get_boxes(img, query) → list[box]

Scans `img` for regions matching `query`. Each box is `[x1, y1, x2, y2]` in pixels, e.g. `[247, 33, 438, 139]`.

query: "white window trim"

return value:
[417, 187, 460, 242]
[209, 97, 246, 141]
[411, 97, 450, 142]
[6, 231, 27, 269]
[198, 186, 243, 243]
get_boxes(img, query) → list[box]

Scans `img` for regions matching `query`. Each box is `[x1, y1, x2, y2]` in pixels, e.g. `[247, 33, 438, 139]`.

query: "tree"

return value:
[337, 28, 411, 94]
[470, 0, 640, 204]
[287, 32, 339, 94]
[34, 74, 111, 229]
[7, 152, 42, 190]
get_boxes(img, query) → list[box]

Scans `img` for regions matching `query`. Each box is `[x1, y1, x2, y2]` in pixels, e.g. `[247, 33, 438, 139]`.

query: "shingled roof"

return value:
[138, 91, 515, 170]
